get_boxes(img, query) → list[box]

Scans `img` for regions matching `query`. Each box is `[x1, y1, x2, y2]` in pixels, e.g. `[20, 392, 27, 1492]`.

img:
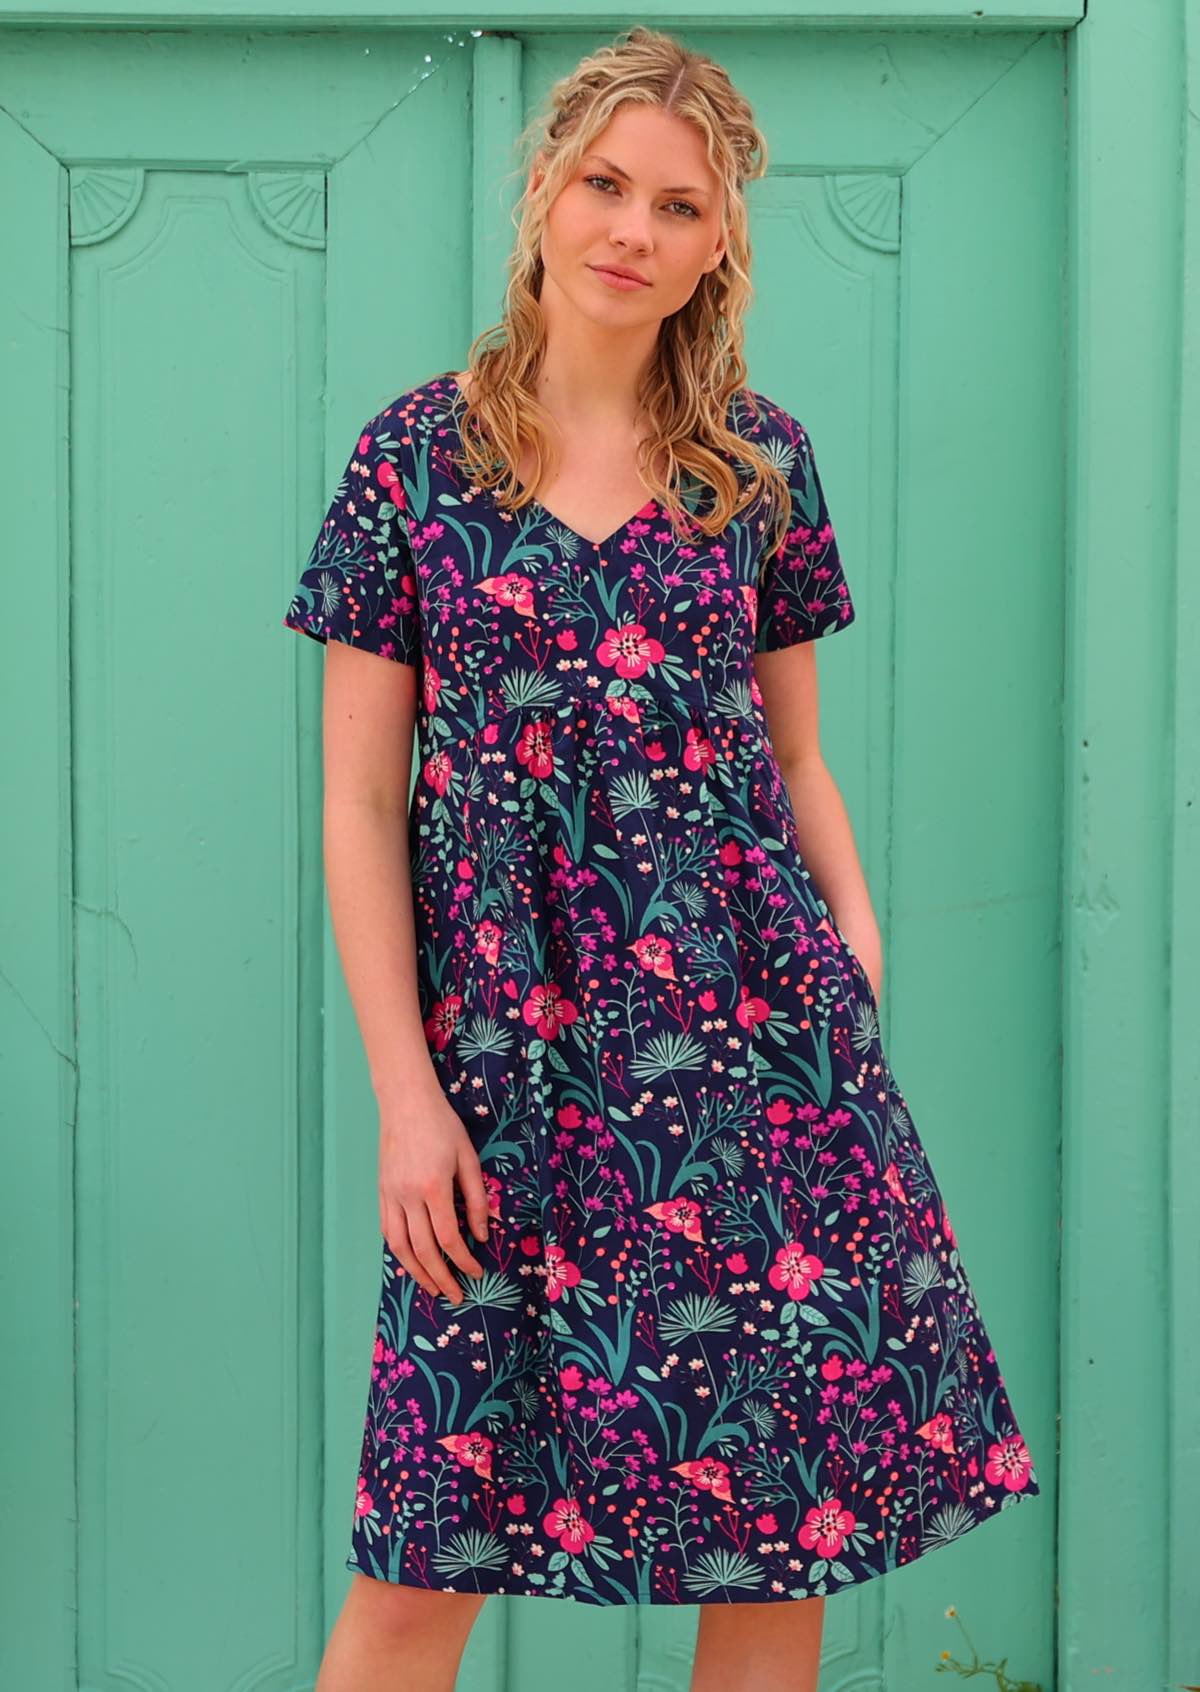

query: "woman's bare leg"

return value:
[315, 1573, 488, 1692]
[689, 1594, 825, 1692]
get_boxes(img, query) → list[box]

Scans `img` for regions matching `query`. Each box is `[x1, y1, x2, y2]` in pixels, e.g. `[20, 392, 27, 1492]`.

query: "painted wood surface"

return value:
[3, 5, 1193, 1688]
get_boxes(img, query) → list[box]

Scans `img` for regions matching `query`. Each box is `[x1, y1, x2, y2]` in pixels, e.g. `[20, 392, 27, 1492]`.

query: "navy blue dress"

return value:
[283, 370, 1040, 1605]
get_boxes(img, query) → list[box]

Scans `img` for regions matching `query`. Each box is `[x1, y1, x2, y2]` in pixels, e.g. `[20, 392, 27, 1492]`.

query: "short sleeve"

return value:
[753, 419, 856, 652]
[282, 411, 421, 666]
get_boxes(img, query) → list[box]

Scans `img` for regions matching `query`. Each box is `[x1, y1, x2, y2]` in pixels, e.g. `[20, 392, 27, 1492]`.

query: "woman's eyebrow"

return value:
[583, 152, 711, 198]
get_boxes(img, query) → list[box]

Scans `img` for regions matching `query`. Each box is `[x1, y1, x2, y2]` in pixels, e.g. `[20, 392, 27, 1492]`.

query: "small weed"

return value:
[934, 1602, 1200, 1690]
[934, 1606, 1042, 1692]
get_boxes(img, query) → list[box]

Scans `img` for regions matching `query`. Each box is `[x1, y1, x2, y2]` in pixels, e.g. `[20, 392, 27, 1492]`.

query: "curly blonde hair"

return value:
[452, 25, 793, 562]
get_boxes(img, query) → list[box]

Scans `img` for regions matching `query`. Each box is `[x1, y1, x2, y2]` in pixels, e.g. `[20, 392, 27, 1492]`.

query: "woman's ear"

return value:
[704, 237, 726, 273]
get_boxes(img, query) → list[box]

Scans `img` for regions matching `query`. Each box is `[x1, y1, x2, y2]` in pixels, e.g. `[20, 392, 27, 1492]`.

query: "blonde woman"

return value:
[284, 25, 1040, 1692]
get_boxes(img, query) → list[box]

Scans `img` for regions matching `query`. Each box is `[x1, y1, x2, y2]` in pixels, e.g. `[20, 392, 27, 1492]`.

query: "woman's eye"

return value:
[585, 177, 700, 219]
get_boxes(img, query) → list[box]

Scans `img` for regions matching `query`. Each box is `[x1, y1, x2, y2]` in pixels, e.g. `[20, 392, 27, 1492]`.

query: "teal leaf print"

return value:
[920, 1502, 980, 1552]
[683, 1550, 768, 1597]
[902, 1251, 946, 1305]
[431, 1529, 512, 1578]
[658, 1294, 737, 1345]
[609, 770, 659, 819]
[629, 1031, 709, 1082]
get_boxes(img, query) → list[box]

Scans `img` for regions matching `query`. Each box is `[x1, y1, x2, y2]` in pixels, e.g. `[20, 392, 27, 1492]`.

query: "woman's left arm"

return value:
[754, 642, 884, 1000]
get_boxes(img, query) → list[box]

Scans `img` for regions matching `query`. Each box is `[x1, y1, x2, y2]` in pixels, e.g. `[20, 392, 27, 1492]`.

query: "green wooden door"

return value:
[3, 23, 1060, 1692]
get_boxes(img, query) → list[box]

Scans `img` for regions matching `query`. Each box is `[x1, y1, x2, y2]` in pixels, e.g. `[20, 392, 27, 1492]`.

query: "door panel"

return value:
[5, 30, 475, 1691]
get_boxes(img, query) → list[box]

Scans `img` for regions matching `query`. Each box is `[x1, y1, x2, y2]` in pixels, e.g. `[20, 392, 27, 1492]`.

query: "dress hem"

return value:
[343, 1479, 1041, 1606]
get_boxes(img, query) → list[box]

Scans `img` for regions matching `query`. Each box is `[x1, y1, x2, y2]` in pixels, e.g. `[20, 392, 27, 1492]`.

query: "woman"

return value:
[284, 25, 1040, 1692]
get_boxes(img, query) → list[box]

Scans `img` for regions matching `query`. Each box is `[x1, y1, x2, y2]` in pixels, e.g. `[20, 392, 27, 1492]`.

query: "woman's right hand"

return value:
[377, 1083, 490, 1306]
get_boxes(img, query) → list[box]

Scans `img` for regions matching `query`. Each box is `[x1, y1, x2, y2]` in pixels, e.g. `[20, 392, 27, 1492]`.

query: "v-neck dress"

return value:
[282, 370, 1041, 1605]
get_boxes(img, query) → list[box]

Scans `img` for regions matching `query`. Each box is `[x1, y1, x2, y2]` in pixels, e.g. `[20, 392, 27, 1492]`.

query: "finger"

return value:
[385, 1207, 438, 1297]
[406, 1203, 466, 1305]
[381, 1199, 407, 1272]
[427, 1193, 485, 1281]
[456, 1150, 492, 1246]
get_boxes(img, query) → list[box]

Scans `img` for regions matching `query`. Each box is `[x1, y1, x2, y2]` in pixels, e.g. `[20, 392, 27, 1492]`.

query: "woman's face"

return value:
[536, 102, 727, 332]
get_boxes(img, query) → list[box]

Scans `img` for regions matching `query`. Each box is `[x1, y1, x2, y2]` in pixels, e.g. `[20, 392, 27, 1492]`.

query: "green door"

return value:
[3, 23, 1060, 1692]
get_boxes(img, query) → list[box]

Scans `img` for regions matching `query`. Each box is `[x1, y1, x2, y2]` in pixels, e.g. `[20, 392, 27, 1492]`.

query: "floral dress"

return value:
[282, 369, 1040, 1605]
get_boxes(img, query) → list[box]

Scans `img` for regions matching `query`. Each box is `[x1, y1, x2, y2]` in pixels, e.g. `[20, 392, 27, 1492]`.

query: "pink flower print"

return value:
[421, 663, 443, 715]
[916, 1412, 958, 1456]
[595, 621, 667, 679]
[765, 1097, 795, 1126]
[521, 982, 579, 1039]
[820, 1355, 845, 1381]
[671, 1456, 734, 1503]
[798, 1496, 859, 1558]
[436, 1430, 495, 1479]
[623, 500, 659, 535]
[423, 993, 463, 1052]
[559, 1363, 585, 1391]
[805, 583, 851, 625]
[475, 919, 503, 965]
[739, 580, 758, 631]
[607, 694, 642, 725]
[683, 727, 718, 775]
[354, 1476, 375, 1518]
[883, 1162, 910, 1206]
[507, 1493, 527, 1516]
[543, 1242, 582, 1301]
[984, 1434, 1036, 1492]
[375, 456, 402, 505]
[735, 985, 772, 1030]
[646, 1197, 705, 1243]
[725, 1251, 749, 1274]
[697, 988, 718, 1011]
[516, 720, 556, 780]
[482, 1172, 503, 1220]
[479, 571, 536, 616]
[630, 932, 677, 980]
[378, 570, 417, 634]
[768, 1241, 826, 1300]
[719, 838, 744, 866]
[412, 516, 445, 548]
[755, 1512, 779, 1535]
[942, 1207, 957, 1247]
[542, 1496, 596, 1554]
[783, 519, 816, 556]
[422, 748, 453, 798]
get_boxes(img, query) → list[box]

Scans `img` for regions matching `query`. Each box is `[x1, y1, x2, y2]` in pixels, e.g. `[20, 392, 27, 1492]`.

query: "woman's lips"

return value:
[589, 265, 650, 291]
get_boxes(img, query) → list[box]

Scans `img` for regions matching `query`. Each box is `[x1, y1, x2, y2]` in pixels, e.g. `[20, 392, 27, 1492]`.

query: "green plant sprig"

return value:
[934, 1606, 1043, 1692]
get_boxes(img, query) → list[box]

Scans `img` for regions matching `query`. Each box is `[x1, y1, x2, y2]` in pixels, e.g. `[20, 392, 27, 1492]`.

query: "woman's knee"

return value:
[346, 1571, 488, 1640]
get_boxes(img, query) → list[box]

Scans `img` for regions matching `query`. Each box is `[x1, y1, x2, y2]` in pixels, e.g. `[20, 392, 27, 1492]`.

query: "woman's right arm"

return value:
[321, 642, 488, 1307]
